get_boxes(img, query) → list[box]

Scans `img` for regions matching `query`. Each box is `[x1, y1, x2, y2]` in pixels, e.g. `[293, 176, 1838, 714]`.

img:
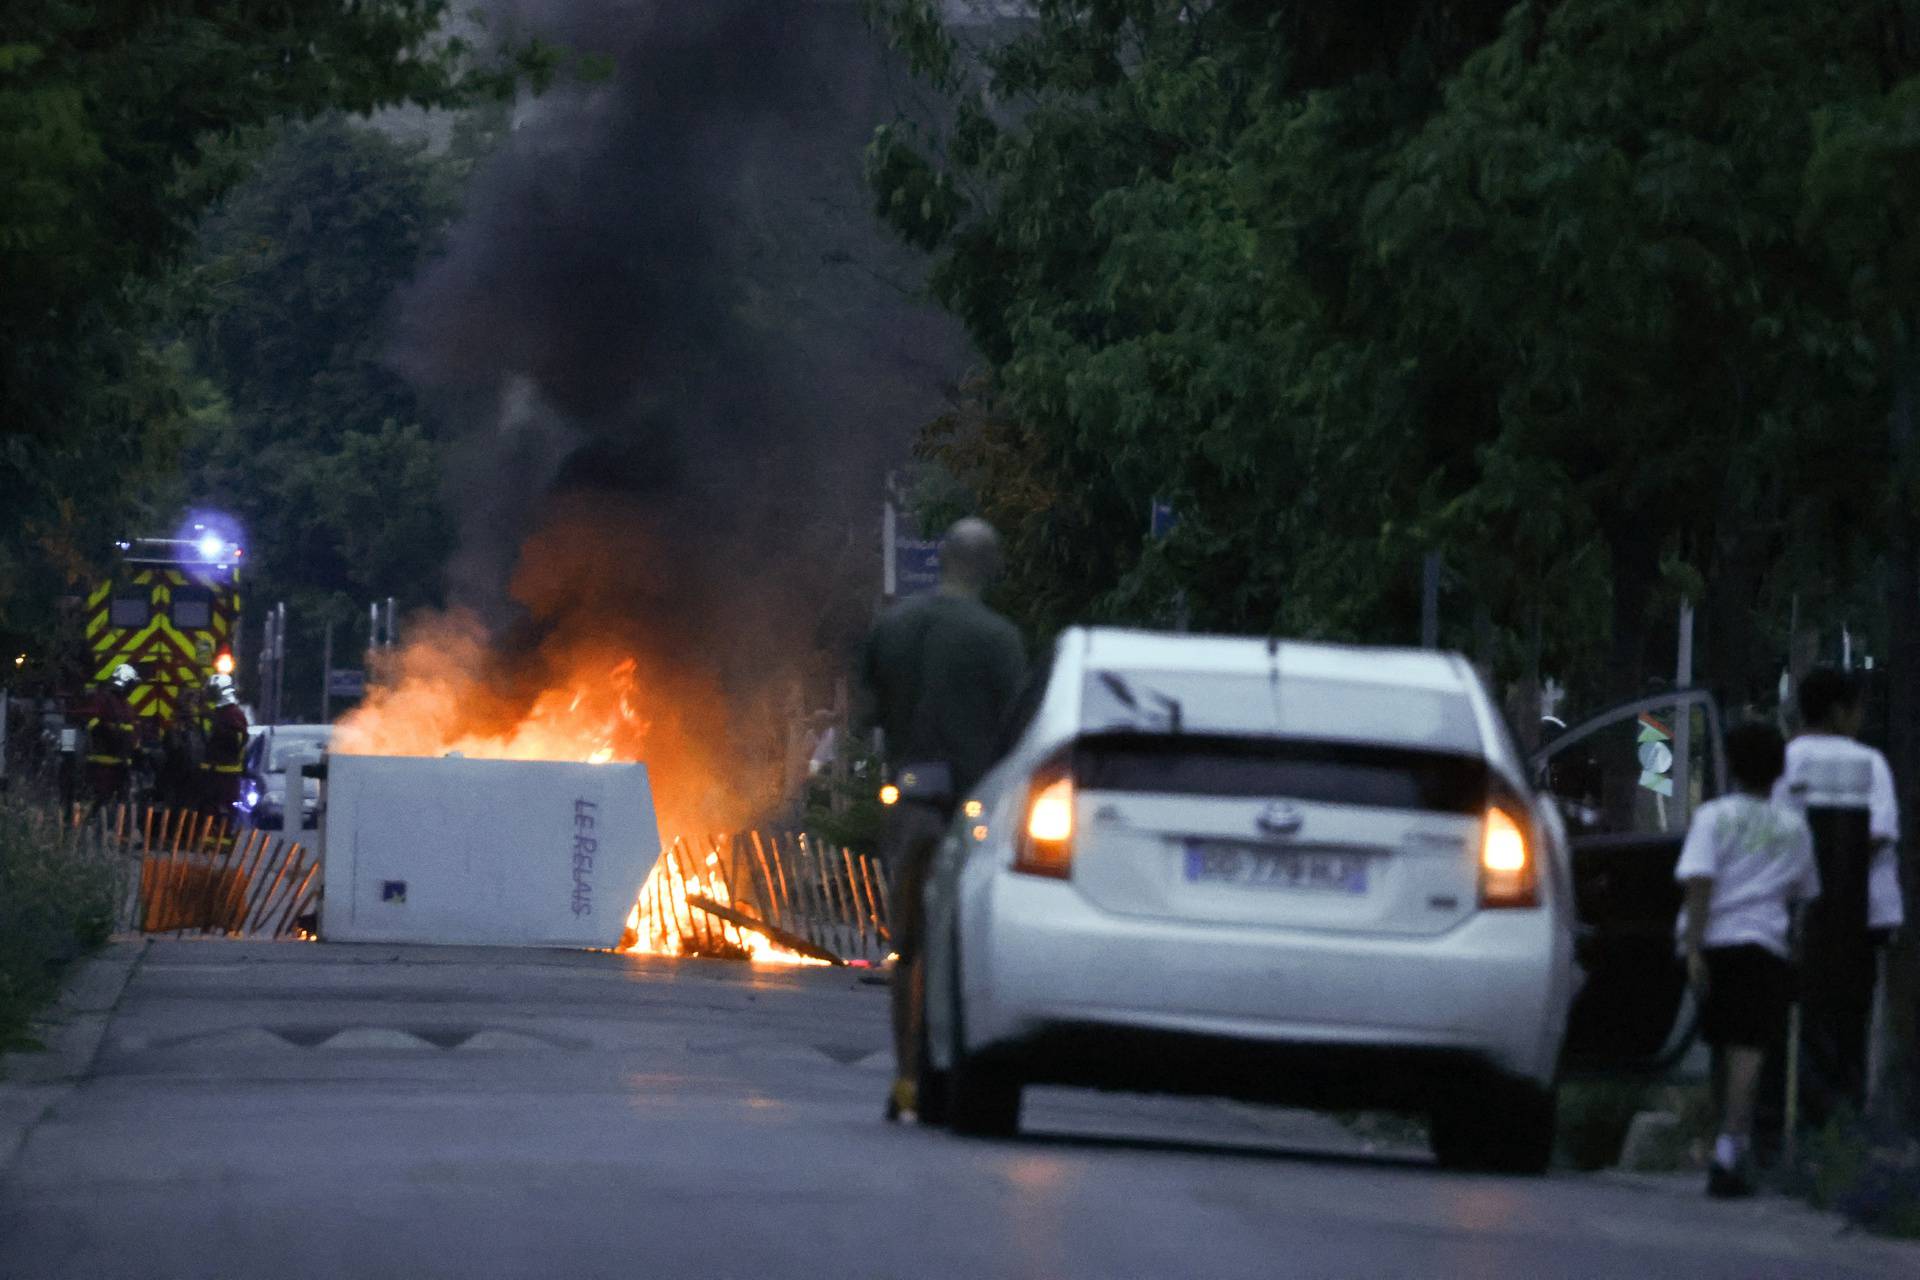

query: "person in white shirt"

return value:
[1771, 666, 1901, 1118]
[1775, 668, 1902, 936]
[1677, 721, 1819, 1198]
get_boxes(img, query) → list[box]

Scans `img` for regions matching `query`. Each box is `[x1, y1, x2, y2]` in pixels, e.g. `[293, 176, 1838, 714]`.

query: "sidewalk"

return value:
[0, 938, 147, 1173]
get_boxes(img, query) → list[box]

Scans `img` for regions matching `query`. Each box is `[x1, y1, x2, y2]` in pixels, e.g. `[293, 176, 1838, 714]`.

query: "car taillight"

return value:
[1479, 804, 1538, 908]
[1014, 772, 1074, 878]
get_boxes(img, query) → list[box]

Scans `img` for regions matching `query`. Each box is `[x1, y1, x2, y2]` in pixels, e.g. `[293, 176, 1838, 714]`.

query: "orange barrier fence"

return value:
[59, 804, 319, 939]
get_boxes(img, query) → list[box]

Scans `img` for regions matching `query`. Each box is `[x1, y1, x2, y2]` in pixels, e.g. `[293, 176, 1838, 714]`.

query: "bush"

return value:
[1794, 1112, 1920, 1239]
[1557, 1080, 1662, 1170]
[0, 800, 126, 1055]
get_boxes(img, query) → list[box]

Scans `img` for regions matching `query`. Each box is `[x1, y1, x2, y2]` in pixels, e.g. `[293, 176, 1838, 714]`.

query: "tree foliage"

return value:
[0, 1, 544, 643]
[866, 0, 1910, 705]
[170, 115, 482, 715]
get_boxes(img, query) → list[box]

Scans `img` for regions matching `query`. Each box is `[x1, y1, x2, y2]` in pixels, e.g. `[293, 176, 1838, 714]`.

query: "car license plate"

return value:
[1182, 840, 1369, 894]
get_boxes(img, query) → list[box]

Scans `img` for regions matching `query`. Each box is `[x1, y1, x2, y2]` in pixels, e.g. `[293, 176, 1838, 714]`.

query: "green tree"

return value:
[0, 1, 547, 645]
[864, 1, 1538, 659]
[1801, 53, 1920, 1130]
[867, 0, 1899, 702]
[1365, 0, 1884, 703]
[177, 116, 473, 716]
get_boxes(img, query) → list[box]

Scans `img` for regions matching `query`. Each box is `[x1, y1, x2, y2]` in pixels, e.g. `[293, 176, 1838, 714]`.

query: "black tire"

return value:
[948, 1053, 1022, 1137]
[940, 915, 1021, 1137]
[916, 1015, 952, 1127]
[1430, 1079, 1557, 1175]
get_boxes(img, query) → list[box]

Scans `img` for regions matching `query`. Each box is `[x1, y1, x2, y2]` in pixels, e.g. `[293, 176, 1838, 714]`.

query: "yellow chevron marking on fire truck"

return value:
[92, 615, 197, 679]
[212, 612, 230, 637]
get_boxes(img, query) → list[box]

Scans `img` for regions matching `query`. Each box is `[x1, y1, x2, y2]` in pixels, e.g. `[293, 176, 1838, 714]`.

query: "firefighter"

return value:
[157, 682, 206, 811]
[198, 674, 250, 819]
[77, 664, 140, 811]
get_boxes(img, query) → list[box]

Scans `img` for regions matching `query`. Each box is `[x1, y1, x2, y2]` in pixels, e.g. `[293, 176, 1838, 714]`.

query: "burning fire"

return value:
[625, 842, 825, 965]
[332, 609, 812, 964]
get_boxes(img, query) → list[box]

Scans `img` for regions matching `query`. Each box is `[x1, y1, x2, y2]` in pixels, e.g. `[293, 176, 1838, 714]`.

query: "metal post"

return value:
[1674, 598, 1695, 823]
[272, 602, 287, 726]
[1420, 553, 1442, 649]
[385, 598, 397, 649]
[0, 686, 10, 790]
[320, 619, 334, 725]
[882, 500, 898, 598]
[261, 616, 275, 724]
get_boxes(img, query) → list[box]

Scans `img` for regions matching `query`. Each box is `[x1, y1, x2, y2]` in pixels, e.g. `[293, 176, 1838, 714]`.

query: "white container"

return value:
[320, 754, 658, 948]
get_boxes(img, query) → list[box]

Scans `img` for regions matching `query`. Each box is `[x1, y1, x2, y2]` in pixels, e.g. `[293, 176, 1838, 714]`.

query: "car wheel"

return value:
[1429, 1079, 1557, 1175]
[916, 1015, 951, 1127]
[939, 923, 1021, 1137]
[948, 1054, 1021, 1137]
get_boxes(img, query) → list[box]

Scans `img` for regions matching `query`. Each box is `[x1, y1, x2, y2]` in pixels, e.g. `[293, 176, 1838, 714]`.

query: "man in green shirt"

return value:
[860, 517, 1026, 1123]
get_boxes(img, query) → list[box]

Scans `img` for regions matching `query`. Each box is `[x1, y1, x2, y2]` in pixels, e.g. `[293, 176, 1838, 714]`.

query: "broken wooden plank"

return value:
[684, 894, 843, 966]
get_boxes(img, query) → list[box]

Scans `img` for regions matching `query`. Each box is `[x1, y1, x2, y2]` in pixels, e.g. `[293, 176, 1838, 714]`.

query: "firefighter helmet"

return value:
[207, 673, 238, 707]
[109, 663, 139, 692]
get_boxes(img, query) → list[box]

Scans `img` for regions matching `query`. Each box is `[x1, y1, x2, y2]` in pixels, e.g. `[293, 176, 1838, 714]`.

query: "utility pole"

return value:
[1420, 552, 1442, 649]
[259, 611, 276, 724]
[368, 598, 398, 655]
[271, 602, 287, 725]
[319, 619, 335, 724]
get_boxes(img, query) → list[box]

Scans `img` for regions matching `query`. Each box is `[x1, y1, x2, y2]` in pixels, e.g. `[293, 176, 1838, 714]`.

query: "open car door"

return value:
[1533, 690, 1726, 1074]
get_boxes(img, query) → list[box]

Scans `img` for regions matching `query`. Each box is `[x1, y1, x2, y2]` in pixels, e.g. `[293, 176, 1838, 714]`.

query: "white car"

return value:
[919, 628, 1599, 1170]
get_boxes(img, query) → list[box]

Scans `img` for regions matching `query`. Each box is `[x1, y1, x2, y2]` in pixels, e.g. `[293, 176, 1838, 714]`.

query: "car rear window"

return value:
[1075, 734, 1490, 815]
[1081, 669, 1483, 754]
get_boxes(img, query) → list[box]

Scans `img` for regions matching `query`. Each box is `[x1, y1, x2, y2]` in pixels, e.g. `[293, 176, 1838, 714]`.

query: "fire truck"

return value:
[85, 531, 244, 725]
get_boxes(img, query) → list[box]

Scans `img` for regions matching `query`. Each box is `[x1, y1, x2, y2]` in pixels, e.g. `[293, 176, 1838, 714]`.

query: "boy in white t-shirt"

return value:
[1676, 722, 1819, 1198]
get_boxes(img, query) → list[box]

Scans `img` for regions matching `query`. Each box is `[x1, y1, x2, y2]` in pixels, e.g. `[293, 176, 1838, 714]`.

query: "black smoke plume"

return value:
[380, 0, 963, 820]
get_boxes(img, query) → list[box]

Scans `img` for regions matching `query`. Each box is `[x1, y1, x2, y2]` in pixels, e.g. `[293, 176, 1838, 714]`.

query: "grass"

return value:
[0, 797, 125, 1061]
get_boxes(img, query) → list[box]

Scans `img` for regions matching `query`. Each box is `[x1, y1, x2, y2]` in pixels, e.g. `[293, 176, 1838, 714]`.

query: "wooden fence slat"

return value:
[704, 835, 743, 951]
[255, 843, 305, 929]
[860, 854, 891, 946]
[665, 839, 701, 954]
[270, 852, 319, 938]
[243, 834, 298, 932]
[778, 832, 817, 952]
[197, 818, 246, 936]
[746, 831, 788, 932]
[842, 846, 874, 958]
[223, 828, 270, 933]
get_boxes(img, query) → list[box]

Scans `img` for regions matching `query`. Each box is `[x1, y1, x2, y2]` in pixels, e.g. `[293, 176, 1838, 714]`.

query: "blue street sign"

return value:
[327, 668, 366, 698]
[895, 539, 942, 596]
[1150, 499, 1179, 540]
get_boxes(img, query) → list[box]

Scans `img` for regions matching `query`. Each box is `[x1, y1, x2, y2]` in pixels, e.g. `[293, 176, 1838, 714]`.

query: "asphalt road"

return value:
[2, 940, 1914, 1279]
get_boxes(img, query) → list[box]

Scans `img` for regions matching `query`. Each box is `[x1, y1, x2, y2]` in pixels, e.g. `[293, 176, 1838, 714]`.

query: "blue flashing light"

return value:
[196, 534, 225, 561]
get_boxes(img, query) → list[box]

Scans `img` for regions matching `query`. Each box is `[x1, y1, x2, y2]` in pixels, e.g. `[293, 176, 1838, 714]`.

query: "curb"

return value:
[0, 938, 149, 1176]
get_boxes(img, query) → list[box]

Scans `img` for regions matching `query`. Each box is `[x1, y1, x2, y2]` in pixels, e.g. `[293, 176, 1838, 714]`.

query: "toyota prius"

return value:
[915, 628, 1599, 1171]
